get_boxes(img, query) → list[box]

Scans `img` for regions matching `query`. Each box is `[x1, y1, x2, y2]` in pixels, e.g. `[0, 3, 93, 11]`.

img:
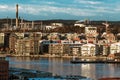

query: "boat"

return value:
[98, 77, 120, 80]
[60, 75, 92, 80]
[70, 60, 120, 64]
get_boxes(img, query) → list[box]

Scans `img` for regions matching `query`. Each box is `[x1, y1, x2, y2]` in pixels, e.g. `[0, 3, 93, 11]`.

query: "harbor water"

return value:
[7, 57, 120, 80]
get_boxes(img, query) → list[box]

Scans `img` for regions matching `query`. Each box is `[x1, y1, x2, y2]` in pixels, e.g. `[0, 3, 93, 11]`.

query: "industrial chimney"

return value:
[16, 4, 18, 28]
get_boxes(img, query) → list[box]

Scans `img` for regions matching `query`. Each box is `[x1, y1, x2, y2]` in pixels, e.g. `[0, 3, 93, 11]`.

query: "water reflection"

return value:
[8, 57, 120, 80]
[81, 64, 96, 79]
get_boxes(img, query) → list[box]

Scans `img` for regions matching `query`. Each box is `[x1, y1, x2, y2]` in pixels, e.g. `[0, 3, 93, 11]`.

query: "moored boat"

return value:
[70, 60, 120, 64]
[98, 77, 120, 80]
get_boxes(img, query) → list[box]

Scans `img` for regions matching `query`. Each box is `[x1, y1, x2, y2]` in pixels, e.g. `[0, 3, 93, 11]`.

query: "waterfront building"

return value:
[48, 40, 83, 56]
[96, 40, 109, 56]
[0, 55, 9, 80]
[6, 27, 119, 57]
[9, 33, 18, 53]
[62, 40, 73, 55]
[81, 43, 96, 56]
[102, 44, 110, 56]
[15, 36, 39, 56]
[0, 33, 5, 47]
[63, 44, 70, 55]
[15, 38, 32, 55]
[4, 33, 10, 49]
[15, 38, 23, 55]
[40, 40, 61, 54]
[31, 32, 40, 55]
[41, 40, 100, 57]
[49, 43, 63, 56]
[110, 42, 120, 54]
[95, 44, 103, 55]
[40, 40, 51, 54]
[69, 43, 81, 56]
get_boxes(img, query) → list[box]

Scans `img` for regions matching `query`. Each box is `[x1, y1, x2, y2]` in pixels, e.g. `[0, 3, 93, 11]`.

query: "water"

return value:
[7, 57, 120, 80]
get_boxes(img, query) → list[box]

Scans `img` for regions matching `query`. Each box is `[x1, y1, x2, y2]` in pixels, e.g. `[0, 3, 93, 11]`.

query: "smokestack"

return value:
[16, 4, 18, 28]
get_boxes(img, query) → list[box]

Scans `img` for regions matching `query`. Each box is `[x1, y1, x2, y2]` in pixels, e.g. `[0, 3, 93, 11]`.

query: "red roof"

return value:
[108, 54, 115, 58]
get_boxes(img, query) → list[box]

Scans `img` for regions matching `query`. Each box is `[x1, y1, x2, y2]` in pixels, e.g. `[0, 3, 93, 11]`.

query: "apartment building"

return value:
[63, 44, 70, 55]
[48, 40, 83, 56]
[81, 43, 96, 56]
[40, 40, 51, 54]
[49, 43, 63, 56]
[0, 33, 4, 47]
[69, 44, 81, 56]
[15, 38, 31, 55]
[15, 37, 39, 56]
[85, 27, 97, 43]
[9, 33, 18, 53]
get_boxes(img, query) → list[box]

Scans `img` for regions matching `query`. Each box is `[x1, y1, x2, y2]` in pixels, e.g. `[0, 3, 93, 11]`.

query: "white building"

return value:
[110, 42, 120, 54]
[74, 20, 86, 27]
[81, 43, 96, 56]
[51, 23, 63, 27]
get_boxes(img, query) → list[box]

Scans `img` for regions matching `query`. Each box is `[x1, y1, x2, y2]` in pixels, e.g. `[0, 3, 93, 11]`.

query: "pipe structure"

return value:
[16, 4, 18, 28]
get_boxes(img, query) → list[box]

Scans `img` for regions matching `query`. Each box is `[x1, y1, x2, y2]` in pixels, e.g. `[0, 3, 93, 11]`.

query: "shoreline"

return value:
[6, 54, 107, 60]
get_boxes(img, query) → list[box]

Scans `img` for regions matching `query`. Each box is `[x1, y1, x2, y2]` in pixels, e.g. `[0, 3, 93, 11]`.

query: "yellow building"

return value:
[15, 37, 39, 56]
[0, 33, 4, 47]
[9, 33, 18, 53]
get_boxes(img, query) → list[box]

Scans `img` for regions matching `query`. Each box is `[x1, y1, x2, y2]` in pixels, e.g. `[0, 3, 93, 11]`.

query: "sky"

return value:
[0, 0, 120, 21]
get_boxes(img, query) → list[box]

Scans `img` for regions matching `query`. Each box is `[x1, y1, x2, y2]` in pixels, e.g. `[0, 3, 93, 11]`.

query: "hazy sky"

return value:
[0, 0, 120, 20]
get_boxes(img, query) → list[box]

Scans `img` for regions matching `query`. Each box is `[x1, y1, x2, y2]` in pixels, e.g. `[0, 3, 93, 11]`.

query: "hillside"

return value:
[0, 18, 120, 33]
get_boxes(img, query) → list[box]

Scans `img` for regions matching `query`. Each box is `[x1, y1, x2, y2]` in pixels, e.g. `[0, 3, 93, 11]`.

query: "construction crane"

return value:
[102, 21, 110, 34]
